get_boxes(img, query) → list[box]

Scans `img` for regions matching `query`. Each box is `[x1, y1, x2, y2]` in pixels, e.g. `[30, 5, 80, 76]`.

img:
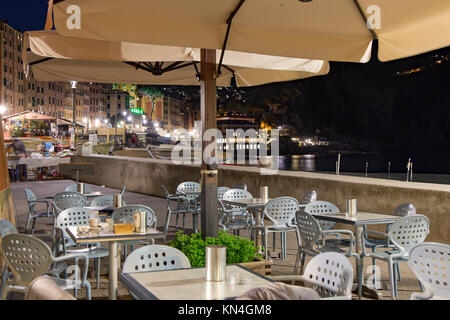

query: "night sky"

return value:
[1, 1, 48, 31]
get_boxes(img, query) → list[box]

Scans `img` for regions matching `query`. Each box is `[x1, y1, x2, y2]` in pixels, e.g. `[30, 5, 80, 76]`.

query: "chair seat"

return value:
[66, 247, 109, 259]
[364, 238, 388, 248]
[368, 250, 408, 261]
[317, 246, 347, 254]
[265, 225, 297, 232]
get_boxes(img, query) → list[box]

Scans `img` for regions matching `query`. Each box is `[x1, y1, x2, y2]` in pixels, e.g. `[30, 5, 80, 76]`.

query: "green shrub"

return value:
[169, 231, 263, 268]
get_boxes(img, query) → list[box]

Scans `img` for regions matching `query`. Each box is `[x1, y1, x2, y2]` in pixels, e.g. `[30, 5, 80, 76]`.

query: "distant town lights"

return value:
[123, 111, 127, 116]
[127, 116, 132, 122]
[0, 105, 6, 115]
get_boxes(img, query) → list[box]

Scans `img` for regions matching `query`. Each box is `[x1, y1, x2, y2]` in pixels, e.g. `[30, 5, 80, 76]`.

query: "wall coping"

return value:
[78, 154, 450, 193]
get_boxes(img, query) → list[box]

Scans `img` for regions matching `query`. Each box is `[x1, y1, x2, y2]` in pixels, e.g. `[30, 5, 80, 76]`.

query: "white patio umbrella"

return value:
[24, 30, 329, 86]
[51, 0, 450, 62]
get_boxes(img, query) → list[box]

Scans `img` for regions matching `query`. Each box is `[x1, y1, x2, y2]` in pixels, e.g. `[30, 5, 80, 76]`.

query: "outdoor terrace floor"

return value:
[8, 179, 424, 300]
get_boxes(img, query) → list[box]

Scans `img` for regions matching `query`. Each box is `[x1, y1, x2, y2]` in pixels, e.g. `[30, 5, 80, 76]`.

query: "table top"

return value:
[312, 212, 401, 226]
[223, 198, 271, 208]
[66, 226, 163, 243]
[119, 265, 274, 300]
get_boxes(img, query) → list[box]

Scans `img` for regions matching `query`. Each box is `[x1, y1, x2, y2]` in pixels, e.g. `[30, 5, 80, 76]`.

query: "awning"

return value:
[23, 30, 330, 87]
[51, 0, 450, 62]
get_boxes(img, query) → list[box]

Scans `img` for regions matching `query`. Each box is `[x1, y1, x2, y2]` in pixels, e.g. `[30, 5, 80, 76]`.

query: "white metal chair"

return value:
[162, 185, 191, 239]
[54, 207, 109, 289]
[89, 195, 127, 207]
[294, 210, 360, 297]
[112, 205, 157, 258]
[271, 252, 354, 300]
[408, 242, 450, 300]
[122, 245, 191, 299]
[222, 189, 255, 237]
[273, 190, 318, 260]
[24, 188, 53, 234]
[363, 214, 430, 299]
[64, 183, 93, 194]
[218, 199, 254, 236]
[52, 192, 87, 216]
[218, 187, 231, 200]
[365, 203, 417, 285]
[303, 201, 339, 231]
[263, 197, 301, 260]
[0, 234, 91, 300]
[176, 182, 201, 233]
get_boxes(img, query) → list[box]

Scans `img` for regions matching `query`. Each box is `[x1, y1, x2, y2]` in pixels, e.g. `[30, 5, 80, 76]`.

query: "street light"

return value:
[0, 105, 6, 115]
[122, 111, 127, 116]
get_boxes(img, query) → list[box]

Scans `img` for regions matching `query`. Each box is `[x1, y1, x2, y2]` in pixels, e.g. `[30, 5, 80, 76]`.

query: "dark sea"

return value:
[277, 151, 450, 185]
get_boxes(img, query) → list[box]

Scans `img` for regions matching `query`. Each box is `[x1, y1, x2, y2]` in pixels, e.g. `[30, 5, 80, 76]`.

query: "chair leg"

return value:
[96, 258, 101, 289]
[396, 263, 402, 282]
[163, 209, 172, 241]
[175, 215, 179, 229]
[272, 233, 276, 252]
[0, 267, 9, 299]
[25, 215, 32, 234]
[264, 230, 269, 260]
[281, 232, 286, 260]
[388, 259, 396, 299]
[300, 252, 306, 275]
[84, 281, 91, 300]
[294, 251, 300, 274]
[31, 218, 37, 234]
[123, 244, 127, 259]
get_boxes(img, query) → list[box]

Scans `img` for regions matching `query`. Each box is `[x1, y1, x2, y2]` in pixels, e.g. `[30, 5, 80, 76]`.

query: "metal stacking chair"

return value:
[112, 205, 157, 258]
[0, 220, 18, 297]
[363, 215, 430, 299]
[217, 187, 231, 200]
[89, 195, 127, 207]
[122, 245, 191, 299]
[54, 207, 109, 289]
[162, 185, 191, 239]
[364, 203, 417, 285]
[24, 188, 53, 234]
[273, 190, 318, 259]
[263, 197, 301, 260]
[408, 242, 450, 300]
[294, 210, 360, 296]
[222, 189, 255, 237]
[176, 182, 201, 233]
[0, 234, 91, 300]
[303, 201, 339, 231]
[52, 192, 87, 216]
[64, 183, 93, 194]
[271, 252, 354, 300]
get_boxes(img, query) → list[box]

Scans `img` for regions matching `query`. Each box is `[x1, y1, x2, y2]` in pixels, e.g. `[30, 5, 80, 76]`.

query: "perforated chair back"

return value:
[1, 234, 53, 285]
[304, 201, 339, 230]
[177, 182, 200, 201]
[24, 188, 37, 202]
[64, 183, 93, 193]
[122, 245, 191, 273]
[55, 207, 90, 247]
[218, 187, 231, 200]
[388, 215, 429, 255]
[302, 252, 353, 299]
[53, 192, 87, 213]
[112, 205, 157, 228]
[393, 203, 416, 217]
[300, 190, 317, 205]
[0, 219, 17, 238]
[90, 195, 126, 207]
[264, 197, 299, 227]
[295, 211, 322, 251]
[408, 242, 450, 300]
[222, 189, 253, 210]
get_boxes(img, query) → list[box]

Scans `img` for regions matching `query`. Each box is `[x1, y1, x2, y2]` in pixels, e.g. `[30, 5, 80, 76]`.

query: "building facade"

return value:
[1, 22, 107, 125]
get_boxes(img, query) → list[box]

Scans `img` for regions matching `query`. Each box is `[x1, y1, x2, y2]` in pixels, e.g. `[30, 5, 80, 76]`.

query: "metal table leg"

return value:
[109, 241, 119, 300]
[254, 209, 264, 255]
[352, 225, 383, 300]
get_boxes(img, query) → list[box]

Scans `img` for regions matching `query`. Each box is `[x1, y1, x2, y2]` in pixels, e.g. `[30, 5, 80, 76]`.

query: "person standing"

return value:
[6, 138, 28, 182]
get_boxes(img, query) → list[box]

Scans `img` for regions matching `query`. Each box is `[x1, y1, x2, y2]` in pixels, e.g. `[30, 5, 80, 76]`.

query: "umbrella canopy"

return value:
[2, 111, 56, 121]
[24, 31, 329, 86]
[51, 0, 450, 62]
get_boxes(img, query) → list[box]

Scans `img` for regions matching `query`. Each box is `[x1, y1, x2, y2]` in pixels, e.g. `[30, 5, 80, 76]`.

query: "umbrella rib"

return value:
[217, 0, 246, 77]
[162, 61, 198, 73]
[29, 57, 54, 66]
[353, 0, 377, 39]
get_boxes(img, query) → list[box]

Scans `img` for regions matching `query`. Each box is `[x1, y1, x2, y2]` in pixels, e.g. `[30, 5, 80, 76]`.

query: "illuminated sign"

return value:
[130, 108, 144, 115]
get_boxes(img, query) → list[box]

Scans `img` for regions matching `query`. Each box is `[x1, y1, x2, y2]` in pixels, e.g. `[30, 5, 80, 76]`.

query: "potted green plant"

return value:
[169, 231, 271, 275]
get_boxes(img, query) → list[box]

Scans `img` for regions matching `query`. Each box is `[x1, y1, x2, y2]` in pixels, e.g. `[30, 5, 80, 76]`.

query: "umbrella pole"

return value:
[200, 48, 218, 238]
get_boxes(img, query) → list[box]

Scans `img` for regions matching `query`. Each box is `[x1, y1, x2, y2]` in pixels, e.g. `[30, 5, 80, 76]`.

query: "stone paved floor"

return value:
[7, 179, 424, 300]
